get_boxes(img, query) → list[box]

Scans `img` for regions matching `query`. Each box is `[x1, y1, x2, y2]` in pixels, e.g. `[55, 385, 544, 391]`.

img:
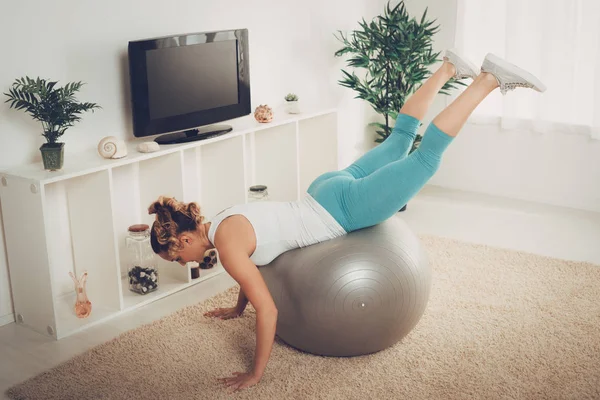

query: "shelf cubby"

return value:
[198, 135, 246, 218]
[63, 171, 121, 314]
[298, 113, 339, 194]
[110, 163, 141, 280]
[0, 106, 338, 339]
[252, 123, 298, 202]
[43, 180, 76, 299]
[44, 170, 121, 338]
[0, 178, 56, 337]
[138, 152, 189, 287]
[181, 148, 201, 204]
[138, 152, 185, 226]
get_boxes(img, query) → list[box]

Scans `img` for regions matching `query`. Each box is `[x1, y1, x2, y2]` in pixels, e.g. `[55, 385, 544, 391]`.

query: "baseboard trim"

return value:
[402, 188, 600, 265]
[0, 313, 15, 327]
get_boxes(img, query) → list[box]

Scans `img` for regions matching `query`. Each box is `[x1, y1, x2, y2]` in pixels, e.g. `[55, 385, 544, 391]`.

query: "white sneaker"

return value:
[481, 53, 547, 95]
[443, 48, 479, 80]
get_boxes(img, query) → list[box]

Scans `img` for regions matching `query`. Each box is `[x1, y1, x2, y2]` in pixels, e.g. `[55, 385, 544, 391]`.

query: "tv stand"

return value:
[0, 107, 338, 339]
[154, 124, 233, 145]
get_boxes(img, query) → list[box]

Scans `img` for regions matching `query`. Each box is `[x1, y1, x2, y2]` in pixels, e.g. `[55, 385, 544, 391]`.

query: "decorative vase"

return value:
[40, 142, 64, 171]
[285, 101, 300, 114]
[69, 271, 92, 318]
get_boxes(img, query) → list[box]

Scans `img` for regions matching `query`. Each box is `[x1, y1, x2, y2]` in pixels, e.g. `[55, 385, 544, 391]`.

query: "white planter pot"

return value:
[285, 101, 300, 114]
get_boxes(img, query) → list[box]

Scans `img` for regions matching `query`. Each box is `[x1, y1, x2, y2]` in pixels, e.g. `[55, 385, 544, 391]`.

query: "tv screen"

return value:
[128, 29, 251, 144]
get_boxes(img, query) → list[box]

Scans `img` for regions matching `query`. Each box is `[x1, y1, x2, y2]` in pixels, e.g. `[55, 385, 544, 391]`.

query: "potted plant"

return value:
[284, 93, 300, 114]
[4, 76, 100, 171]
[334, 0, 465, 211]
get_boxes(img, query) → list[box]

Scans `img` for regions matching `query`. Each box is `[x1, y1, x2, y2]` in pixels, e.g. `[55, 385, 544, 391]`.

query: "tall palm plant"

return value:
[335, 0, 464, 150]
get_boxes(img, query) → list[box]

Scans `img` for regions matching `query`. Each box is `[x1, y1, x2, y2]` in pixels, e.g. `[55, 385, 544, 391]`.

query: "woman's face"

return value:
[158, 233, 204, 266]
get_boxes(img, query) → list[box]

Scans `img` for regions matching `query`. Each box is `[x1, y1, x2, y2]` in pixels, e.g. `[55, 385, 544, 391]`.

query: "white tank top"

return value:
[206, 194, 347, 266]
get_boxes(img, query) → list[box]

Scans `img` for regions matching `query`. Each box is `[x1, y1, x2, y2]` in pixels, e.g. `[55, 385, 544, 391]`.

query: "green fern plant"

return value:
[335, 0, 464, 150]
[4, 76, 100, 144]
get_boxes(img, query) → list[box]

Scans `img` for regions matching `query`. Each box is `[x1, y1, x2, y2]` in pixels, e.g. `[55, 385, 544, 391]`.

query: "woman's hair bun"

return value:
[147, 196, 204, 256]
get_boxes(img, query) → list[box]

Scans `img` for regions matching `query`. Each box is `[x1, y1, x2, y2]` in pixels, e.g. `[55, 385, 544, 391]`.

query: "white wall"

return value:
[0, 0, 396, 324]
[402, 0, 459, 129]
[429, 124, 600, 212]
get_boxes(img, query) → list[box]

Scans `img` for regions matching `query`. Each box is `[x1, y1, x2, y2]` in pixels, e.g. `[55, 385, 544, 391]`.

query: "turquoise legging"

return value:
[307, 114, 454, 232]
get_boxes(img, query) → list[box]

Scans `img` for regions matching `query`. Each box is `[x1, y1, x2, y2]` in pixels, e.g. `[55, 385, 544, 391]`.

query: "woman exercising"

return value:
[148, 49, 545, 392]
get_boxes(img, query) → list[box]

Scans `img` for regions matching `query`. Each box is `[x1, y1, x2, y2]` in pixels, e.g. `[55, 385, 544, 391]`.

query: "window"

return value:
[455, 0, 600, 138]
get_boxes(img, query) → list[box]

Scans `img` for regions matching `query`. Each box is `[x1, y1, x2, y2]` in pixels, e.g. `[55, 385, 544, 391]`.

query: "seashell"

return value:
[254, 104, 273, 123]
[98, 136, 127, 159]
[137, 141, 160, 153]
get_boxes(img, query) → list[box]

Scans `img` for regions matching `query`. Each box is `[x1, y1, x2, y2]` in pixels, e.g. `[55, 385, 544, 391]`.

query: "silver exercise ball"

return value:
[259, 216, 432, 357]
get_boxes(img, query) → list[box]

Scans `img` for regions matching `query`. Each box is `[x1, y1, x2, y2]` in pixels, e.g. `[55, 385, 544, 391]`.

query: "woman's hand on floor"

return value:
[204, 307, 243, 320]
[218, 371, 261, 392]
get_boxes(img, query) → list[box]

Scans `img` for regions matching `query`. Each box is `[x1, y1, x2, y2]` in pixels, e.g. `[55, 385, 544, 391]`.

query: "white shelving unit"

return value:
[0, 106, 339, 339]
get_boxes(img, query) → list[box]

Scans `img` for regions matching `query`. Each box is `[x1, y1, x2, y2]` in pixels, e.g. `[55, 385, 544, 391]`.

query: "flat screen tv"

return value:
[128, 28, 251, 144]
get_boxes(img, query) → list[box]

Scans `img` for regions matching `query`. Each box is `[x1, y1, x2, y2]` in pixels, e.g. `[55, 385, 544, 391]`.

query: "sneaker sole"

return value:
[485, 53, 547, 92]
[445, 48, 479, 77]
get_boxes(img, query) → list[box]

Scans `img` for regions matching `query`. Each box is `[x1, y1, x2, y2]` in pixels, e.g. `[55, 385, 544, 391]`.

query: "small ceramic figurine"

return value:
[254, 105, 273, 123]
[69, 271, 92, 318]
[98, 136, 127, 159]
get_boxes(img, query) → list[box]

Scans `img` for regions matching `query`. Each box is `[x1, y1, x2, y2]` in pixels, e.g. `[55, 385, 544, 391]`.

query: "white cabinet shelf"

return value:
[0, 106, 339, 339]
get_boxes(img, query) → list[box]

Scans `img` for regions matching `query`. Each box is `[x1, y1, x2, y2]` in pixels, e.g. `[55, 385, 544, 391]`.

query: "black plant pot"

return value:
[40, 142, 64, 171]
[398, 204, 407, 212]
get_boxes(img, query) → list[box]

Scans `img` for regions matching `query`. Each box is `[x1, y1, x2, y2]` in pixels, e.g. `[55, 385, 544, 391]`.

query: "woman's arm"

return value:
[215, 227, 278, 391]
[235, 287, 249, 314]
[219, 249, 277, 377]
[214, 216, 277, 390]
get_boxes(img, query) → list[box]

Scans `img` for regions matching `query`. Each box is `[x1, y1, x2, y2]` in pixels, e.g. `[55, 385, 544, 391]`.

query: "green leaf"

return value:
[3, 75, 100, 137]
[420, 7, 429, 25]
[334, 0, 451, 144]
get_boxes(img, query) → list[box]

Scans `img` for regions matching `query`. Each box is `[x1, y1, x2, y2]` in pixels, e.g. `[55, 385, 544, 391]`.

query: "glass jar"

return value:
[248, 185, 269, 202]
[126, 224, 158, 295]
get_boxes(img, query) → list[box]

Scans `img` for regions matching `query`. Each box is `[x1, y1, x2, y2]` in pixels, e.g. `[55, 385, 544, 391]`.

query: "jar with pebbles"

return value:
[126, 224, 159, 294]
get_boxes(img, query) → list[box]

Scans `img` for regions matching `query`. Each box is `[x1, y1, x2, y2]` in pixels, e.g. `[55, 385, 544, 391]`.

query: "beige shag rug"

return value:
[6, 236, 600, 400]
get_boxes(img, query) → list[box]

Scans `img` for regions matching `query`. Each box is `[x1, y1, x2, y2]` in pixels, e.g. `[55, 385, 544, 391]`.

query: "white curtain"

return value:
[454, 0, 600, 139]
